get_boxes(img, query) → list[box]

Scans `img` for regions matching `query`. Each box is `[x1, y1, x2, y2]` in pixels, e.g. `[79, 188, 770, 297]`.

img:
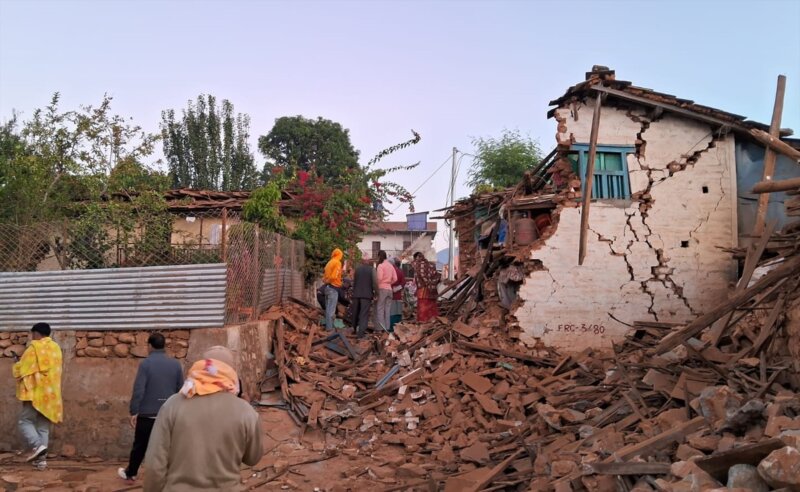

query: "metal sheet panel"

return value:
[258, 269, 280, 313]
[258, 268, 305, 313]
[0, 263, 227, 331]
[736, 140, 800, 246]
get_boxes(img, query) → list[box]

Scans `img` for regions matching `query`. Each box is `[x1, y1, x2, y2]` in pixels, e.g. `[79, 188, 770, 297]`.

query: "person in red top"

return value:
[389, 257, 405, 331]
[412, 252, 440, 322]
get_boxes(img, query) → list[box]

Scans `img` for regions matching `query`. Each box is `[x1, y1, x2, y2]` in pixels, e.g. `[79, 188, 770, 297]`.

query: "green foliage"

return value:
[161, 95, 258, 191]
[247, 130, 421, 281]
[467, 129, 542, 191]
[62, 191, 172, 269]
[108, 158, 170, 194]
[360, 130, 420, 214]
[291, 216, 349, 281]
[0, 115, 48, 224]
[258, 116, 360, 183]
[127, 191, 173, 265]
[65, 203, 113, 269]
[242, 179, 287, 233]
[0, 93, 161, 225]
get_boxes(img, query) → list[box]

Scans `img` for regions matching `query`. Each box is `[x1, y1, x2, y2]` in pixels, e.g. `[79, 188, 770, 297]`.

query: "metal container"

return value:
[514, 218, 538, 245]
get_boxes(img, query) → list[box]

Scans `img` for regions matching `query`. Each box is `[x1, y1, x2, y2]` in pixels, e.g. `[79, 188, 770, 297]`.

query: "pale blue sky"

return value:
[1, 0, 799, 250]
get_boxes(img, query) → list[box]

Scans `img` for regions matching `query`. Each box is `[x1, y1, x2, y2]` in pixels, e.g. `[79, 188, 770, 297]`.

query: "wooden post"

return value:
[752, 176, 800, 194]
[221, 207, 227, 262]
[749, 128, 800, 162]
[198, 215, 204, 253]
[290, 239, 296, 298]
[753, 75, 787, 236]
[276, 234, 283, 303]
[251, 224, 260, 320]
[578, 94, 603, 265]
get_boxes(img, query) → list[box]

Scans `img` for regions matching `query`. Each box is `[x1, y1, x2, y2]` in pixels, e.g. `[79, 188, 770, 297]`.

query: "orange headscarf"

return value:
[180, 358, 238, 398]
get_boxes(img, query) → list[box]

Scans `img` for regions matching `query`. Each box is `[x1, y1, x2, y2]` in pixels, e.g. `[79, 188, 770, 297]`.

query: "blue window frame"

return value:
[568, 144, 634, 199]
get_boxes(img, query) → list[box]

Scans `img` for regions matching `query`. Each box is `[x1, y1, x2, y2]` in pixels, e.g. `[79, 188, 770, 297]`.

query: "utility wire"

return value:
[446, 154, 468, 206]
[391, 153, 453, 213]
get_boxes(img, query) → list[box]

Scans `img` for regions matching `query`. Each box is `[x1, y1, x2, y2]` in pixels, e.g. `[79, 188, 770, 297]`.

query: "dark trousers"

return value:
[351, 297, 372, 337]
[126, 416, 156, 477]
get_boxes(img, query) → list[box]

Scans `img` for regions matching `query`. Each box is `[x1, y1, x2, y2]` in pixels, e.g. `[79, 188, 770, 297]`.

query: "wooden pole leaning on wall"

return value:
[578, 94, 604, 265]
[221, 207, 228, 262]
[753, 75, 787, 237]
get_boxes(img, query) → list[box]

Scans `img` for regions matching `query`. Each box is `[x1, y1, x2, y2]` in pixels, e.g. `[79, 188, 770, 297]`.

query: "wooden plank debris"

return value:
[588, 461, 671, 475]
[694, 438, 784, 482]
[653, 255, 800, 354]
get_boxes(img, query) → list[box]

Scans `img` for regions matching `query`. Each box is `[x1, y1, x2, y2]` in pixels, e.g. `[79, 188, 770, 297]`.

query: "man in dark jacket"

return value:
[351, 258, 377, 338]
[118, 333, 183, 483]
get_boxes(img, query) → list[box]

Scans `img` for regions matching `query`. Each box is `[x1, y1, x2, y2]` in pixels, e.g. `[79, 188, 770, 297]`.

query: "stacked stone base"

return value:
[0, 330, 190, 359]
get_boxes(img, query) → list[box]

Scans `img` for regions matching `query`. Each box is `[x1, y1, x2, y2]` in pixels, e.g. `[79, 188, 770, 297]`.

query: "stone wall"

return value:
[1, 330, 190, 360]
[74, 330, 190, 359]
[0, 331, 27, 358]
[516, 99, 738, 351]
[0, 321, 273, 457]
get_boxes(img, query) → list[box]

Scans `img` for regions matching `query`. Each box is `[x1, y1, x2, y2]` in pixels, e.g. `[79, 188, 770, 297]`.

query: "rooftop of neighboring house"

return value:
[365, 221, 438, 235]
[106, 188, 295, 213]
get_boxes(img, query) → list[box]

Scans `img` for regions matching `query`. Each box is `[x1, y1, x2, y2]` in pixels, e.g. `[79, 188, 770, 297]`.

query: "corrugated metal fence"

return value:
[0, 263, 226, 331]
[258, 268, 306, 313]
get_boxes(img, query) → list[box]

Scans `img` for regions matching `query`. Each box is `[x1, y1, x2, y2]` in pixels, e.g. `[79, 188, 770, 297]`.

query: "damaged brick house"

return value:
[447, 67, 800, 351]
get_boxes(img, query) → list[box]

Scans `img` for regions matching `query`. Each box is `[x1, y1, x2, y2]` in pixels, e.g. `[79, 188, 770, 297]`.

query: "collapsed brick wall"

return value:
[516, 99, 738, 351]
[455, 213, 477, 273]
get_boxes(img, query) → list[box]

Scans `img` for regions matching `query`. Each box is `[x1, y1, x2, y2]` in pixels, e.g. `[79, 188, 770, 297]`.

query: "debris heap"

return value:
[261, 207, 800, 491]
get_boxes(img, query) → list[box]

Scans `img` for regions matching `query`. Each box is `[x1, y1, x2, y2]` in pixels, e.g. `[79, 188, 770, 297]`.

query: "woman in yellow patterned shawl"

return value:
[12, 322, 63, 465]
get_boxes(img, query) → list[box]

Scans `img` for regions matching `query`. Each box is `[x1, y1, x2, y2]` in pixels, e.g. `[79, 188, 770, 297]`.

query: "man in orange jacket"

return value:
[322, 248, 343, 330]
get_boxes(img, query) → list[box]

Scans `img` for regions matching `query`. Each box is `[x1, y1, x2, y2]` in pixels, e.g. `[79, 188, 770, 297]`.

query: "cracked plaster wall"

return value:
[517, 100, 738, 351]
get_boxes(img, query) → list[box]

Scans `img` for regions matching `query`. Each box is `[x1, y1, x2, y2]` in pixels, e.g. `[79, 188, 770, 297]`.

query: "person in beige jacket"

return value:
[143, 346, 263, 491]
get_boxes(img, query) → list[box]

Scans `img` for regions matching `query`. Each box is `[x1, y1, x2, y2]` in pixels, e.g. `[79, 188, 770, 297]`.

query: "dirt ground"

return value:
[0, 407, 416, 492]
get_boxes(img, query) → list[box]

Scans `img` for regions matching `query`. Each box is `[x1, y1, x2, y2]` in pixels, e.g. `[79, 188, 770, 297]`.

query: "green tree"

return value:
[0, 94, 166, 270]
[245, 130, 420, 281]
[467, 129, 542, 192]
[161, 95, 258, 191]
[107, 159, 170, 195]
[0, 115, 40, 224]
[258, 116, 360, 183]
[242, 178, 287, 233]
[0, 93, 160, 224]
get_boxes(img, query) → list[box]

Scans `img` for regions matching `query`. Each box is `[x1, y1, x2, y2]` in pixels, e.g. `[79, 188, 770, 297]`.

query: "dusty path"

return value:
[0, 408, 414, 492]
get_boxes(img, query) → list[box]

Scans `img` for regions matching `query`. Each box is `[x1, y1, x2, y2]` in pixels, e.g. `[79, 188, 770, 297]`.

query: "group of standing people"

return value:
[322, 248, 440, 335]
[12, 323, 263, 491]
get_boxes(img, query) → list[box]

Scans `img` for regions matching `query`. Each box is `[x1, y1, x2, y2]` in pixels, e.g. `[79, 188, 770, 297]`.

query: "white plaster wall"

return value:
[357, 232, 436, 260]
[555, 98, 642, 147]
[518, 105, 737, 351]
